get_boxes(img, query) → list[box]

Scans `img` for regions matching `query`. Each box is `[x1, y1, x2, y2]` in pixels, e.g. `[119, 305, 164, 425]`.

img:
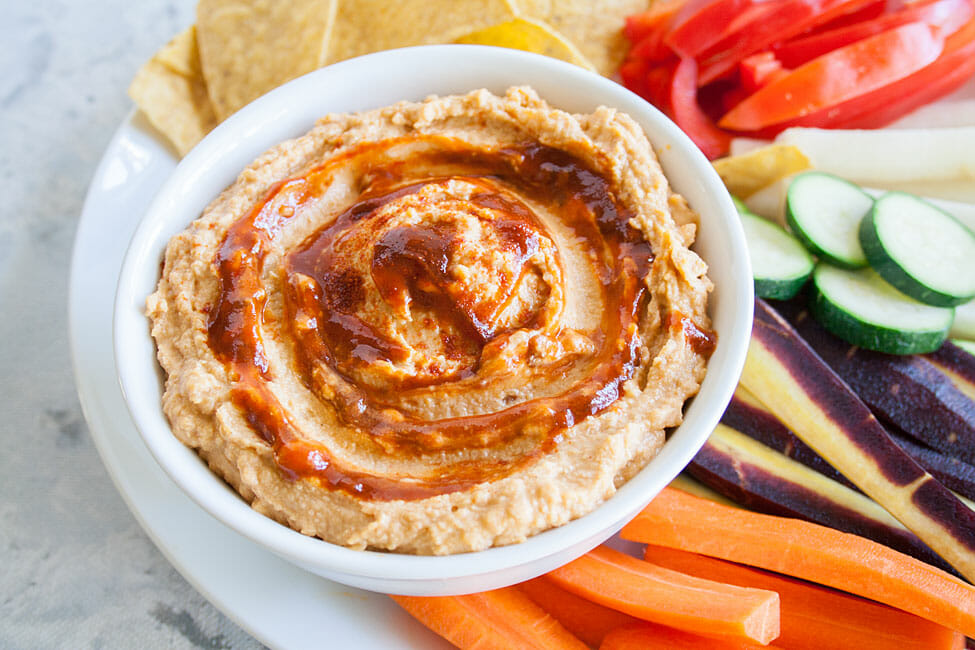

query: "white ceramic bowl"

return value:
[114, 44, 752, 596]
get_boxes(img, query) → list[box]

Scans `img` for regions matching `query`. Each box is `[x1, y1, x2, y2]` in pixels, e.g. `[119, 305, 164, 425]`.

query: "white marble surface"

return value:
[0, 1, 262, 647]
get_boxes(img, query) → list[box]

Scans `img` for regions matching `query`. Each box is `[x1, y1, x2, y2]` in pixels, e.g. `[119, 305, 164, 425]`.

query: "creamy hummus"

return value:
[147, 87, 713, 555]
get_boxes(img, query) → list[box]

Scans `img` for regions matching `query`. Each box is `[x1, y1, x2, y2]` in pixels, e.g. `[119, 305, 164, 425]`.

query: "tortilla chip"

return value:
[129, 27, 218, 157]
[713, 145, 811, 199]
[196, 0, 337, 120]
[511, 0, 650, 76]
[324, 0, 518, 64]
[454, 17, 595, 70]
[152, 25, 203, 78]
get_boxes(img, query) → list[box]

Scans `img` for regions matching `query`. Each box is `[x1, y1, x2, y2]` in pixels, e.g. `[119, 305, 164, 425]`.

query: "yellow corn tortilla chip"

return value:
[454, 17, 595, 70]
[511, 0, 650, 76]
[324, 0, 518, 64]
[152, 25, 203, 78]
[713, 145, 812, 199]
[197, 0, 338, 121]
[129, 27, 218, 157]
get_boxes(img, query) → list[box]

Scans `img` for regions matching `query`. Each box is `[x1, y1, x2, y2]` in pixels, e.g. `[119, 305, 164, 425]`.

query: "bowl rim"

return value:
[113, 43, 752, 590]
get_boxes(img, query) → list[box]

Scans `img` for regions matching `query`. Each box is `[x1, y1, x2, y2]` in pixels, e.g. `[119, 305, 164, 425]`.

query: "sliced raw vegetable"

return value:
[859, 192, 975, 307]
[773, 0, 975, 68]
[663, 0, 758, 59]
[599, 623, 777, 649]
[718, 22, 943, 131]
[926, 339, 975, 401]
[775, 127, 975, 186]
[811, 264, 954, 354]
[734, 382, 975, 510]
[726, 387, 857, 490]
[804, 15, 975, 131]
[390, 588, 587, 650]
[954, 300, 975, 340]
[862, 192, 975, 233]
[782, 302, 975, 462]
[621, 487, 975, 637]
[786, 172, 873, 267]
[743, 176, 791, 225]
[622, 0, 686, 45]
[888, 428, 975, 504]
[644, 544, 965, 650]
[670, 473, 741, 507]
[517, 577, 639, 648]
[738, 205, 814, 299]
[694, 0, 881, 85]
[741, 298, 975, 581]
[956, 339, 975, 355]
[621, 1, 975, 155]
[690, 422, 954, 571]
[546, 545, 780, 645]
[666, 57, 732, 160]
[737, 51, 787, 92]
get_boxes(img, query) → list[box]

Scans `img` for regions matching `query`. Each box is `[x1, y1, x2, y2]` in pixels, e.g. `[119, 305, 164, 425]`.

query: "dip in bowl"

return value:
[114, 44, 752, 595]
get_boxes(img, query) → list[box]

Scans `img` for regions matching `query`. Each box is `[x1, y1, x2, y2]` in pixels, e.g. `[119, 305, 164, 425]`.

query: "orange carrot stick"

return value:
[390, 587, 587, 650]
[518, 576, 641, 648]
[621, 487, 975, 638]
[644, 544, 964, 650]
[599, 622, 780, 650]
[546, 545, 780, 645]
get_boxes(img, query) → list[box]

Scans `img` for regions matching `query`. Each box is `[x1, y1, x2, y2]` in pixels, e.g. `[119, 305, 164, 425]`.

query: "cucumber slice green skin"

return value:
[755, 276, 809, 301]
[735, 197, 814, 300]
[955, 339, 975, 356]
[859, 193, 975, 308]
[811, 265, 954, 355]
[786, 172, 873, 269]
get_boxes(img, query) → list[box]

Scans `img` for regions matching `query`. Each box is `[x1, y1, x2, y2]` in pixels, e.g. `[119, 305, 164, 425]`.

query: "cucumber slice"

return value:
[952, 299, 975, 340]
[860, 192, 975, 307]
[811, 264, 954, 355]
[739, 207, 814, 300]
[786, 171, 873, 268]
[955, 339, 975, 356]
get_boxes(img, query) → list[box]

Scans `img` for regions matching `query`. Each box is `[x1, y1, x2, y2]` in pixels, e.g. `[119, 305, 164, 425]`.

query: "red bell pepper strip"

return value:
[666, 58, 732, 160]
[800, 0, 886, 34]
[774, 0, 974, 68]
[814, 14, 975, 129]
[623, 0, 686, 44]
[619, 57, 652, 101]
[630, 31, 677, 64]
[695, 0, 880, 85]
[729, 14, 975, 137]
[624, 57, 730, 158]
[718, 21, 944, 132]
[738, 52, 788, 93]
[642, 59, 680, 109]
[663, 0, 757, 58]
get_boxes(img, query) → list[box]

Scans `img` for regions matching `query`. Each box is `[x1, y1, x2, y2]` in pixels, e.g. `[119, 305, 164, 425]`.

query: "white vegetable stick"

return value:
[889, 75, 975, 129]
[729, 137, 771, 157]
[775, 127, 975, 185]
[863, 188, 975, 232]
[888, 99, 975, 130]
[865, 179, 975, 204]
[743, 176, 791, 226]
[953, 300, 975, 341]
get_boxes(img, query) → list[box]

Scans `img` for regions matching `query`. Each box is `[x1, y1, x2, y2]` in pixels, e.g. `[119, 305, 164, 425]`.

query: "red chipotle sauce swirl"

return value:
[206, 134, 683, 501]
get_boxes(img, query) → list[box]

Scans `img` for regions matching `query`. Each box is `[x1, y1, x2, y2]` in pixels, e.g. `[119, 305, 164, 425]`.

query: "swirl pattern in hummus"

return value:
[147, 87, 713, 555]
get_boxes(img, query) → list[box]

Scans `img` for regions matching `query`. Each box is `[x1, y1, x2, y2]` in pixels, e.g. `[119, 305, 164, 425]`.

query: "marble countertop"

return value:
[0, 1, 262, 647]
